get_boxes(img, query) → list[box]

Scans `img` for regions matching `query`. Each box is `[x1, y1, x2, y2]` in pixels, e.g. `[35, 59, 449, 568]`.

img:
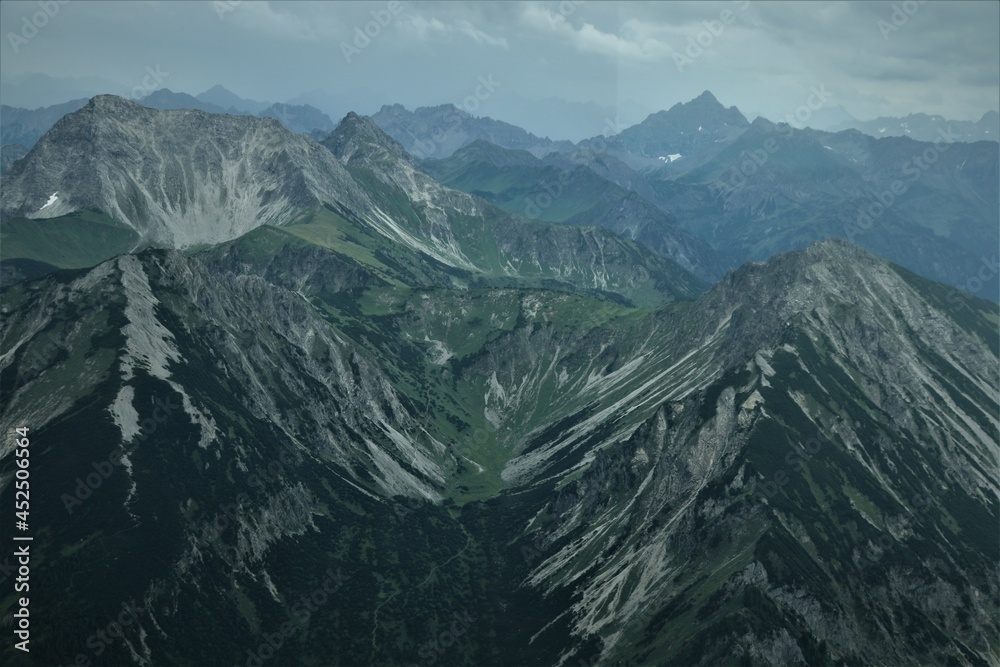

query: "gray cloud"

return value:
[0, 0, 996, 139]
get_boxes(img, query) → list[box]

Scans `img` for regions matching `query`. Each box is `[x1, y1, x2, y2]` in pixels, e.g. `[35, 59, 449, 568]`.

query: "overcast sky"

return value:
[1, 1, 997, 141]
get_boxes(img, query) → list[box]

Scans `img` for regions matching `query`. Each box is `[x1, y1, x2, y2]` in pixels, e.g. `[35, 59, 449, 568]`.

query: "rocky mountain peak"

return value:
[610, 91, 749, 159]
[323, 111, 413, 167]
[414, 102, 469, 118]
[689, 89, 722, 107]
[662, 89, 748, 128]
[0, 97, 369, 247]
[88, 93, 145, 112]
[257, 102, 335, 134]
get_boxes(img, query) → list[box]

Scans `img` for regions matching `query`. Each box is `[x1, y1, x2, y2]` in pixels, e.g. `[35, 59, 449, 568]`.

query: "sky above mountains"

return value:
[1, 0, 997, 141]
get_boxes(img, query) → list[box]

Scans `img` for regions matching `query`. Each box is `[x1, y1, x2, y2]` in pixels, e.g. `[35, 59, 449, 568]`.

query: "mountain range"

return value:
[370, 102, 575, 160]
[0, 87, 337, 168]
[417, 95, 999, 302]
[0, 93, 997, 667]
[3, 90, 996, 295]
[831, 110, 1000, 143]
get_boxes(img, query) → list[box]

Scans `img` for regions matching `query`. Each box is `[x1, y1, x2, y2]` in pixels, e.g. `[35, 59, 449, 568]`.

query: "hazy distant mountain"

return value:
[417, 89, 998, 300]
[1, 98, 698, 304]
[616, 91, 749, 154]
[982, 110, 1000, 135]
[0, 98, 88, 148]
[195, 84, 271, 114]
[417, 90, 999, 301]
[485, 94, 619, 142]
[579, 90, 751, 171]
[833, 110, 999, 142]
[286, 88, 386, 125]
[371, 103, 574, 159]
[0, 143, 28, 171]
[257, 102, 335, 135]
[318, 111, 702, 303]
[138, 88, 230, 114]
[0, 72, 122, 108]
[781, 103, 857, 131]
[423, 139, 729, 282]
[650, 117, 1000, 300]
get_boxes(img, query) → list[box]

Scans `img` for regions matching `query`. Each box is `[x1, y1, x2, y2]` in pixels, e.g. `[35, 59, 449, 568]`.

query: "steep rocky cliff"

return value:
[1, 236, 995, 666]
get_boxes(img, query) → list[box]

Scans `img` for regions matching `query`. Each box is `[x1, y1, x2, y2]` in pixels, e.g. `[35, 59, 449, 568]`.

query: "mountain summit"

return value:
[609, 90, 750, 160]
[371, 102, 573, 159]
[323, 111, 414, 167]
[0, 95, 369, 247]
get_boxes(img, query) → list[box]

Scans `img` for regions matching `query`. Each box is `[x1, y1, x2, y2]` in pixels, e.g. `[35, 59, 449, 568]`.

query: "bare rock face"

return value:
[510, 240, 999, 666]
[0, 95, 372, 248]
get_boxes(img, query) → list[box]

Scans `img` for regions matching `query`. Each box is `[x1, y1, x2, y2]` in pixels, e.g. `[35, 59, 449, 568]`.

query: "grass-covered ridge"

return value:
[0, 207, 139, 269]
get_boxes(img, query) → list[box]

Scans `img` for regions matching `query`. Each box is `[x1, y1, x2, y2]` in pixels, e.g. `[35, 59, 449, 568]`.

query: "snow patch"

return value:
[39, 192, 59, 211]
